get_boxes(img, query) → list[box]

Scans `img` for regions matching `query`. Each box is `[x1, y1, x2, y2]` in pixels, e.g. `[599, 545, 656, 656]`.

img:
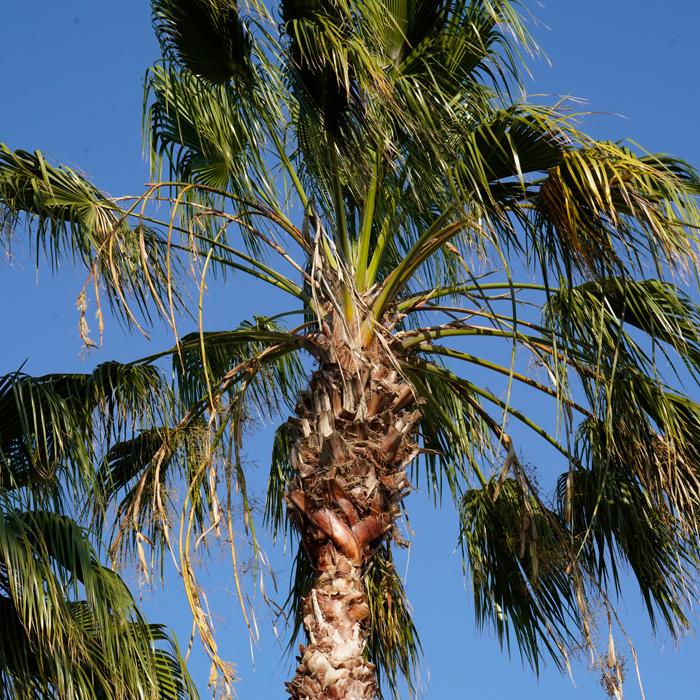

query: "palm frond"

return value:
[0, 363, 168, 503]
[0, 370, 87, 494]
[587, 372, 700, 527]
[532, 143, 700, 277]
[476, 104, 570, 177]
[0, 504, 197, 699]
[544, 277, 700, 379]
[99, 422, 207, 573]
[0, 597, 197, 700]
[145, 61, 258, 192]
[364, 544, 421, 700]
[173, 316, 307, 415]
[403, 362, 489, 500]
[460, 479, 582, 672]
[153, 0, 252, 84]
[282, 0, 366, 136]
[0, 145, 175, 327]
[265, 420, 295, 541]
[100, 318, 307, 570]
[558, 419, 697, 635]
[379, 0, 533, 137]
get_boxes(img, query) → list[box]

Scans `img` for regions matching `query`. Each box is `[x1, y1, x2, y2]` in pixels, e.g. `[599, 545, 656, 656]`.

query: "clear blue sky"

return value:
[2, 2, 699, 698]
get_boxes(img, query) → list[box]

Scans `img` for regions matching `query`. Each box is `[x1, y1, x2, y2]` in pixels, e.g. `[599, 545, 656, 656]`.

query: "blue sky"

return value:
[2, 2, 700, 697]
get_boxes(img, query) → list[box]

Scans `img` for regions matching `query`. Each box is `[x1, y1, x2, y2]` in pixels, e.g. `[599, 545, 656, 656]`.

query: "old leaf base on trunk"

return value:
[285, 346, 419, 699]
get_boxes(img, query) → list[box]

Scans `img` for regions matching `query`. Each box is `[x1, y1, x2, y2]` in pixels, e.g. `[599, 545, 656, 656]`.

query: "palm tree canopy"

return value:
[0, 370, 198, 698]
[2, 1, 700, 696]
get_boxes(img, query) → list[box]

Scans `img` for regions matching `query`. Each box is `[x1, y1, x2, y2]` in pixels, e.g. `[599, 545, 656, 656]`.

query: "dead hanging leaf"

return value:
[91, 265, 104, 345]
[598, 626, 626, 699]
[76, 290, 98, 351]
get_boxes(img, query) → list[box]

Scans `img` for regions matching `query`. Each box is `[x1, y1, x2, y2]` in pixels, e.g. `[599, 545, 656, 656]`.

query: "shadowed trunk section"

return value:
[285, 351, 419, 699]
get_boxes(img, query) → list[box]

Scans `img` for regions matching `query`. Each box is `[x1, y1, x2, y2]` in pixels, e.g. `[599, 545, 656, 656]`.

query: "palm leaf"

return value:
[98, 423, 198, 571]
[532, 143, 700, 277]
[0, 504, 197, 699]
[153, 0, 252, 84]
[460, 479, 582, 672]
[282, 0, 359, 135]
[364, 544, 421, 700]
[404, 362, 488, 501]
[469, 105, 570, 183]
[265, 420, 296, 541]
[0, 364, 168, 502]
[145, 61, 257, 191]
[544, 277, 700, 379]
[0, 146, 174, 326]
[585, 372, 700, 528]
[173, 317, 306, 414]
[558, 420, 697, 634]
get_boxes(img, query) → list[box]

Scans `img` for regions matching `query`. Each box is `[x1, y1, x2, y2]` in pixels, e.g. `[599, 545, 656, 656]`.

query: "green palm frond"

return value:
[463, 105, 571, 186]
[98, 318, 307, 569]
[0, 598, 196, 700]
[371, 0, 444, 67]
[544, 277, 700, 378]
[173, 317, 306, 414]
[0, 146, 175, 327]
[152, 0, 252, 84]
[364, 544, 421, 700]
[558, 424, 696, 635]
[378, 0, 533, 147]
[460, 479, 582, 672]
[282, 0, 371, 136]
[0, 370, 86, 493]
[532, 143, 700, 277]
[586, 373, 700, 526]
[0, 504, 197, 699]
[0, 365, 193, 697]
[543, 277, 700, 530]
[393, 0, 514, 77]
[265, 420, 295, 541]
[0, 363, 168, 502]
[88, 361, 169, 430]
[145, 61, 258, 191]
[403, 361, 489, 500]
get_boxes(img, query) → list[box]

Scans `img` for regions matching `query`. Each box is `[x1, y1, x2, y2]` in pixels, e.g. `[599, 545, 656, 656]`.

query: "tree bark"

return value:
[284, 346, 419, 699]
[286, 545, 375, 699]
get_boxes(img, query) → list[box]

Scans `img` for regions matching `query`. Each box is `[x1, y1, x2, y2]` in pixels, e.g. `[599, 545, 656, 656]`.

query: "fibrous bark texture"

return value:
[286, 551, 375, 699]
[285, 341, 419, 699]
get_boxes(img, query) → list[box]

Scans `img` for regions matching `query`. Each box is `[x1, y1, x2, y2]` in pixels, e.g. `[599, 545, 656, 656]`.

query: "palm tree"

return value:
[2, 1, 700, 697]
[0, 370, 198, 698]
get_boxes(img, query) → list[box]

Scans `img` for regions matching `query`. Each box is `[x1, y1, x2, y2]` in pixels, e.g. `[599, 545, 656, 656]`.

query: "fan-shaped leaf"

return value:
[153, 0, 252, 84]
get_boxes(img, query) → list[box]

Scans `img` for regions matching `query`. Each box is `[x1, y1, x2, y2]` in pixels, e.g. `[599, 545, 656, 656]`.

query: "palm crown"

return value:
[2, 1, 700, 697]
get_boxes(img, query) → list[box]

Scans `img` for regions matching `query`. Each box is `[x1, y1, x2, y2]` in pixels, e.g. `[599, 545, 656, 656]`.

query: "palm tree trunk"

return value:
[286, 545, 375, 699]
[285, 353, 419, 699]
